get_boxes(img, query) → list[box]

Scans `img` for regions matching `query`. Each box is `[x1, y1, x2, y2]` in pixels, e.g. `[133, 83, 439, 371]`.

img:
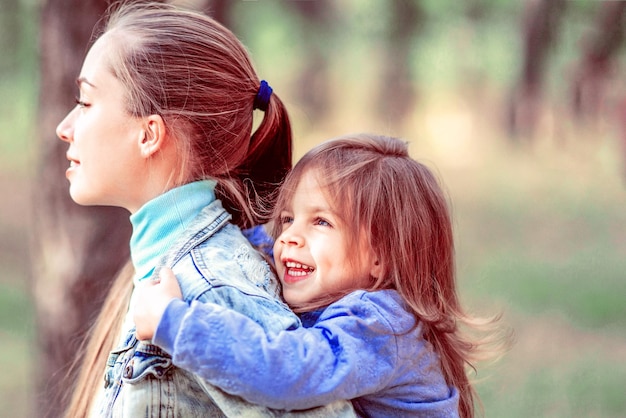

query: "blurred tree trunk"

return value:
[570, 1, 626, 120]
[34, 1, 132, 417]
[506, 0, 566, 139]
[377, 0, 424, 125]
[286, 0, 335, 121]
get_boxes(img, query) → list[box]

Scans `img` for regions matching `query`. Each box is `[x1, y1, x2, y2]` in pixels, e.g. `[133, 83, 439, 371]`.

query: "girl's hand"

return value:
[133, 267, 183, 341]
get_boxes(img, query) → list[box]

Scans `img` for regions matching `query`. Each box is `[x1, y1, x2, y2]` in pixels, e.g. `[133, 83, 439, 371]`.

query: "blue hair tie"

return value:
[253, 80, 273, 111]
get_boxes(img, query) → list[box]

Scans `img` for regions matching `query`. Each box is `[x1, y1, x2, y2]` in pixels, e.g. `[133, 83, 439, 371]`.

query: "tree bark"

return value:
[506, 0, 566, 139]
[377, 0, 424, 125]
[34, 1, 131, 416]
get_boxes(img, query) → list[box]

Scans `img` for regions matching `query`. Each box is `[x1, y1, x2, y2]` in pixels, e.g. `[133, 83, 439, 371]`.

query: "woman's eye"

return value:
[74, 97, 90, 108]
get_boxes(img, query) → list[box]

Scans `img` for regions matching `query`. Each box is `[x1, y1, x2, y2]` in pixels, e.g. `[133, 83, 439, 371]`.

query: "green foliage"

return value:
[0, 268, 36, 417]
[476, 250, 626, 329]
[478, 357, 626, 417]
[0, 281, 33, 336]
[0, 75, 38, 173]
[0, 0, 38, 174]
[231, 1, 305, 81]
[0, 333, 33, 418]
[0, 0, 38, 72]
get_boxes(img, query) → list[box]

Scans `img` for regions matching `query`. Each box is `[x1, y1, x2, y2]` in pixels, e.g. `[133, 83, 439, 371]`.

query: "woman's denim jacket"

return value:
[98, 199, 355, 417]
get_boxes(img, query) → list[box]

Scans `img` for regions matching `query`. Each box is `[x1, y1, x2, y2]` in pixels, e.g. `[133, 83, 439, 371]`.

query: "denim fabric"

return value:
[97, 199, 356, 417]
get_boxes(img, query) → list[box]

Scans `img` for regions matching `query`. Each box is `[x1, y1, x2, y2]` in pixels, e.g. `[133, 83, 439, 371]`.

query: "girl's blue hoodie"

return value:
[154, 288, 460, 417]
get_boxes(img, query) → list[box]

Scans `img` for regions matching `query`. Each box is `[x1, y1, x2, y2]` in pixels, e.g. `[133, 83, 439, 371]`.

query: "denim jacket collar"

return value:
[151, 198, 231, 280]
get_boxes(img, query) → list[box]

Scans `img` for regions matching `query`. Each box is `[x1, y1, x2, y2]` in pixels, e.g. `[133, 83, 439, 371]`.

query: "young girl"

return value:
[135, 134, 507, 418]
[58, 2, 354, 417]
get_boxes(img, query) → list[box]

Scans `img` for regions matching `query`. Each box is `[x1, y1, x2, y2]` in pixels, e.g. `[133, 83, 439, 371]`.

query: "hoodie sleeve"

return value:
[152, 291, 408, 410]
[153, 299, 191, 354]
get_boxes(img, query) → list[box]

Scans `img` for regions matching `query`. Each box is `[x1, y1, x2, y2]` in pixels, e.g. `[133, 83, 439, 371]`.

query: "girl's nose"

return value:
[56, 109, 76, 143]
[278, 228, 304, 247]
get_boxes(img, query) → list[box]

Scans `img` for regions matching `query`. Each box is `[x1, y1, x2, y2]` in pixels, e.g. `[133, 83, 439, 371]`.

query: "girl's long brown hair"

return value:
[65, 2, 293, 416]
[272, 134, 510, 418]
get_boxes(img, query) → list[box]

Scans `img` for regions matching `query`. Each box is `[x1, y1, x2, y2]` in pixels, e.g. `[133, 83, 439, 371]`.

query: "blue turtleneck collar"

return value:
[129, 180, 216, 282]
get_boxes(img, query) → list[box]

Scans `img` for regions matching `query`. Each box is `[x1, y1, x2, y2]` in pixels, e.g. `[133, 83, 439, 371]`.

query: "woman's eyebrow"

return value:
[76, 77, 97, 89]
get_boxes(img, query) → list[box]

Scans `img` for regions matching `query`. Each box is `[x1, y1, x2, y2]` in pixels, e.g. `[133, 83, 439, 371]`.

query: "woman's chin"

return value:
[69, 188, 99, 206]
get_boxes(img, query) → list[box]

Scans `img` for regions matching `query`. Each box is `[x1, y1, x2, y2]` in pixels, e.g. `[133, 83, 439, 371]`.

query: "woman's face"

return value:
[56, 35, 146, 211]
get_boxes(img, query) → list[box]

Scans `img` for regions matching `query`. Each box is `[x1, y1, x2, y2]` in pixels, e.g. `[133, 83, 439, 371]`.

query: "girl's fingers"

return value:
[159, 267, 183, 298]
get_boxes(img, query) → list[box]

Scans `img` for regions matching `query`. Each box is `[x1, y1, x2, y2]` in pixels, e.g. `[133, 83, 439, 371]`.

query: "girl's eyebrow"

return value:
[76, 77, 97, 89]
[307, 205, 339, 219]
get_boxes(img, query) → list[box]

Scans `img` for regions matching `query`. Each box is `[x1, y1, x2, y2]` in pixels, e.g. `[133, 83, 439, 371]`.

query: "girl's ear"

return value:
[139, 114, 166, 158]
[370, 258, 383, 280]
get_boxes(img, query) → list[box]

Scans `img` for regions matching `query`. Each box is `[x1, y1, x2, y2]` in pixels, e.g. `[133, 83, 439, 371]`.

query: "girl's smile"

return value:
[273, 170, 378, 306]
[282, 259, 316, 283]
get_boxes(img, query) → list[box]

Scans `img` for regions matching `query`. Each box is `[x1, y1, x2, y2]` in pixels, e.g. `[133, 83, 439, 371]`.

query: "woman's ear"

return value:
[139, 114, 166, 158]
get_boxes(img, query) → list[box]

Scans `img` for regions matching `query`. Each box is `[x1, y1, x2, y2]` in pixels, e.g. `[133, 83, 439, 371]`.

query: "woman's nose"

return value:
[56, 109, 76, 143]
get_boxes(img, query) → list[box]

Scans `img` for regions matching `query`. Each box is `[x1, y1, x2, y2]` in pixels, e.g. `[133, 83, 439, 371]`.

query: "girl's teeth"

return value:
[287, 269, 309, 277]
[286, 261, 312, 269]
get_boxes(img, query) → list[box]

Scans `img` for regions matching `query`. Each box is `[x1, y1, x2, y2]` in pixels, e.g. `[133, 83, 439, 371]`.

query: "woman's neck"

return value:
[129, 180, 216, 281]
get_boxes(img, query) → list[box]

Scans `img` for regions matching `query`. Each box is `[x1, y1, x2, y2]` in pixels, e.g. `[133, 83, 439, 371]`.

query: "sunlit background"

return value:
[1, 0, 626, 416]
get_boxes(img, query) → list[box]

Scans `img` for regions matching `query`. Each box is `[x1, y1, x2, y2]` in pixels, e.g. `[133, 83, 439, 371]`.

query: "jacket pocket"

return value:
[120, 340, 174, 384]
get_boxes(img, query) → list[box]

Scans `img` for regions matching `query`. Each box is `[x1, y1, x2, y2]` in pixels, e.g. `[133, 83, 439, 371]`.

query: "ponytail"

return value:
[249, 92, 292, 204]
[227, 86, 292, 228]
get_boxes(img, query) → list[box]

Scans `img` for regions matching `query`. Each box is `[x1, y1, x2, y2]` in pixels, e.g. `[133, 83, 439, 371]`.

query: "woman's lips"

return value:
[65, 156, 80, 178]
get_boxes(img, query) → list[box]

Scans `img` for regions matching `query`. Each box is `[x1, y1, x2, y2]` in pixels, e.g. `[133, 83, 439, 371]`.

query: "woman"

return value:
[57, 2, 354, 417]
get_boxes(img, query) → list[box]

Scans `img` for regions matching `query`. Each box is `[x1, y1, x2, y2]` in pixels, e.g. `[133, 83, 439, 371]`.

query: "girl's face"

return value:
[273, 170, 378, 306]
[56, 35, 147, 212]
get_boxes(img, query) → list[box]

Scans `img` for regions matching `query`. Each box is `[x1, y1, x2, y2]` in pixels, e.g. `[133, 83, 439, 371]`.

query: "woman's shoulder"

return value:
[171, 220, 282, 302]
[172, 230, 297, 334]
[191, 222, 268, 271]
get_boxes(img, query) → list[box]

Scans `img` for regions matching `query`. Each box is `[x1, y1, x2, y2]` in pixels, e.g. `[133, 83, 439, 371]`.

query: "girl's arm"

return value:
[158, 298, 400, 410]
[140, 271, 402, 410]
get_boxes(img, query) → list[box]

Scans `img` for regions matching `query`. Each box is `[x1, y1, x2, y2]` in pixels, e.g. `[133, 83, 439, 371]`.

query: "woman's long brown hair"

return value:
[65, 261, 133, 417]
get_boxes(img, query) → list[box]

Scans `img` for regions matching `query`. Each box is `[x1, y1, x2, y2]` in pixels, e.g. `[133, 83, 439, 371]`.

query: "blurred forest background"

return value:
[1, 0, 626, 417]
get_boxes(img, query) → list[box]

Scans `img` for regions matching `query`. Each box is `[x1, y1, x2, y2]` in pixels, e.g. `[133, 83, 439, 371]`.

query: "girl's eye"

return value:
[315, 217, 331, 227]
[280, 215, 293, 225]
[74, 97, 90, 108]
